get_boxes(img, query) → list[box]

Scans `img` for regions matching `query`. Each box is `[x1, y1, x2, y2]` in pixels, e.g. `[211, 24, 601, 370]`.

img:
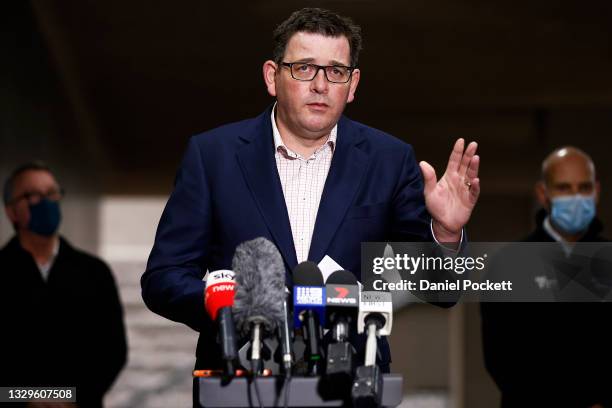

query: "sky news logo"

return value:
[208, 270, 235, 281]
[211, 283, 234, 292]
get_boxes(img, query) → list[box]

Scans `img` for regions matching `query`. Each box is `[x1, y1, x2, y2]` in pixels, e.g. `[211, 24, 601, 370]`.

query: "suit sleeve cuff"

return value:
[430, 220, 464, 253]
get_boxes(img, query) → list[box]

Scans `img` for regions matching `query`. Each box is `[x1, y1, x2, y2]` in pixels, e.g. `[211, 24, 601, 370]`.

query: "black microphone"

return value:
[325, 270, 359, 382]
[292, 261, 326, 376]
[232, 237, 286, 375]
[278, 286, 294, 376]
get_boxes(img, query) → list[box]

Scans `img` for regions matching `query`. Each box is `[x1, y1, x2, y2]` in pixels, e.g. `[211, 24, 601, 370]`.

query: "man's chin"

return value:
[301, 116, 338, 136]
[301, 125, 334, 138]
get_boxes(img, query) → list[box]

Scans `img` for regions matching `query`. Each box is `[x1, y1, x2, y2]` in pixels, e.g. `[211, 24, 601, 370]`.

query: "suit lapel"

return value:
[235, 109, 298, 269]
[308, 116, 368, 264]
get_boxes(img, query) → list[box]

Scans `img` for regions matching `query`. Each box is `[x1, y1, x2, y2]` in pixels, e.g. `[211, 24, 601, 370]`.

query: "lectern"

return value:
[194, 374, 403, 408]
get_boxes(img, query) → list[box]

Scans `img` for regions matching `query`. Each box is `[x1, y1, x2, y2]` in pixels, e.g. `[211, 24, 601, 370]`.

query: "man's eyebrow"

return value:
[329, 59, 350, 67]
[291, 58, 315, 63]
[289, 58, 350, 66]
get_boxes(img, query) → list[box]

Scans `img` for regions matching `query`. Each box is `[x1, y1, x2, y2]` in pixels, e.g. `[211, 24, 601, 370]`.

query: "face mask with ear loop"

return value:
[28, 198, 62, 236]
[549, 194, 596, 235]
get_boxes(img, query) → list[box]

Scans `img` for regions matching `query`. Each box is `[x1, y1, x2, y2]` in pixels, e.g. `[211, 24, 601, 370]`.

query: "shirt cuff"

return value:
[430, 220, 464, 253]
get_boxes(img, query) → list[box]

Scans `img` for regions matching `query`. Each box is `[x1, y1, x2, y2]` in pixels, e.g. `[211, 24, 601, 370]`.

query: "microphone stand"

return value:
[352, 314, 386, 408]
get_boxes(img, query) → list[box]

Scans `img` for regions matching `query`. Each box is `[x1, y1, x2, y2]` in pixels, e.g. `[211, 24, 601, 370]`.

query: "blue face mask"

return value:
[550, 194, 596, 235]
[28, 198, 62, 236]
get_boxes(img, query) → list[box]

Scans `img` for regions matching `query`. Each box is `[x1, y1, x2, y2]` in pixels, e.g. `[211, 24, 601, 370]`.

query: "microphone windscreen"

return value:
[327, 269, 358, 285]
[293, 261, 324, 286]
[232, 237, 286, 336]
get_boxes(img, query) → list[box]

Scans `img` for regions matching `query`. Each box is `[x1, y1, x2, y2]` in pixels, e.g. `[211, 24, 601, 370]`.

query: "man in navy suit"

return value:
[142, 8, 480, 372]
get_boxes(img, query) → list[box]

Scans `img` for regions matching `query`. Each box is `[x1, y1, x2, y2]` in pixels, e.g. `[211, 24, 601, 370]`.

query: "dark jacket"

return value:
[481, 209, 612, 407]
[142, 107, 433, 371]
[0, 236, 127, 408]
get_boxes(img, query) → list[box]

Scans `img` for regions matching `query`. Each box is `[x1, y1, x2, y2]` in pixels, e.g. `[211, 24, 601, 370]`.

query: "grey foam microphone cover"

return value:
[232, 237, 286, 336]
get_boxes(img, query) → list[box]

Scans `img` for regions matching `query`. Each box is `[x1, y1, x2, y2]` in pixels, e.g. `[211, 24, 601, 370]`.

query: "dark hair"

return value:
[272, 8, 362, 67]
[3, 161, 54, 205]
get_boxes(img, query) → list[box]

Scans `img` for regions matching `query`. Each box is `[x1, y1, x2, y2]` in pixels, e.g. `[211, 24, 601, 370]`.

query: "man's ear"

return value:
[263, 60, 278, 97]
[346, 68, 360, 104]
[535, 181, 549, 210]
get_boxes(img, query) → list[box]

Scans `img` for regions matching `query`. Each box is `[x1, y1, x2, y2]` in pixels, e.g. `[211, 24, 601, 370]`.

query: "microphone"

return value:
[278, 286, 294, 376]
[352, 278, 393, 407]
[292, 261, 326, 375]
[358, 278, 393, 363]
[232, 238, 286, 375]
[325, 270, 360, 381]
[204, 269, 239, 376]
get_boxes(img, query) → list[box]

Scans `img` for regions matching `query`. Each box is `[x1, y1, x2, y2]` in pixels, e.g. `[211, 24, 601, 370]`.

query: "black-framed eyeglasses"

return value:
[281, 62, 355, 83]
[10, 188, 65, 205]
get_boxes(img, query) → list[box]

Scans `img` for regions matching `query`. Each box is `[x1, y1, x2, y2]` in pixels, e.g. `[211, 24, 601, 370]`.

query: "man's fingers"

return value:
[469, 177, 481, 203]
[445, 138, 465, 174]
[459, 141, 478, 177]
[419, 161, 437, 196]
[466, 154, 480, 180]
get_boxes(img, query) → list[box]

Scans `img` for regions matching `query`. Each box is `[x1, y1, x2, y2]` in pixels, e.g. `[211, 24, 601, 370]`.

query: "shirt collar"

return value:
[36, 237, 60, 281]
[52, 238, 60, 257]
[543, 215, 573, 256]
[271, 102, 337, 158]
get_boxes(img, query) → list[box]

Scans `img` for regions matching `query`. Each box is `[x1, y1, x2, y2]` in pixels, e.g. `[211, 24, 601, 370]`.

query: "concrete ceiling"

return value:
[12, 1, 612, 192]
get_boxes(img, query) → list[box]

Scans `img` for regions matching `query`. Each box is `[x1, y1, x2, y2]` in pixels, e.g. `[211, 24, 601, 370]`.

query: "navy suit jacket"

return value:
[142, 106, 432, 369]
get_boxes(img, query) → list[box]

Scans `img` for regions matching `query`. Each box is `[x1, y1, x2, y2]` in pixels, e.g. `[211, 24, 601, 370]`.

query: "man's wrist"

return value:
[432, 219, 462, 245]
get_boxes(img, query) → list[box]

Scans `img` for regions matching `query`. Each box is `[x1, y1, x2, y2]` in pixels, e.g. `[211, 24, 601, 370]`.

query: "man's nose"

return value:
[569, 185, 585, 195]
[310, 68, 329, 94]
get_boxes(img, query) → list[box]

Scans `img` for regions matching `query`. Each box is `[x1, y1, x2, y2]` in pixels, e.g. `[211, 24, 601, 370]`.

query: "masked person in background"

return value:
[0, 162, 127, 408]
[532, 146, 602, 245]
[481, 147, 611, 408]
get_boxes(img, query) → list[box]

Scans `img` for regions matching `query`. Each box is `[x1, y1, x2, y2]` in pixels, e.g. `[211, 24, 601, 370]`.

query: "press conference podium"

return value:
[194, 374, 403, 408]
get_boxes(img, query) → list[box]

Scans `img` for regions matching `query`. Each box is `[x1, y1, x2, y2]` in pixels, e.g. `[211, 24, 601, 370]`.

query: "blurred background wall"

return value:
[2, 1, 611, 407]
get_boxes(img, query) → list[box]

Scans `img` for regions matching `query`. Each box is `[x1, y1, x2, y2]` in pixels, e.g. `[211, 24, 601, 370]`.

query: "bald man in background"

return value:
[532, 147, 602, 244]
[481, 147, 611, 408]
